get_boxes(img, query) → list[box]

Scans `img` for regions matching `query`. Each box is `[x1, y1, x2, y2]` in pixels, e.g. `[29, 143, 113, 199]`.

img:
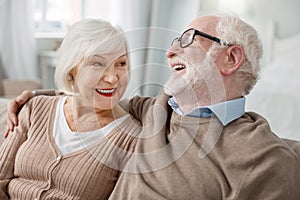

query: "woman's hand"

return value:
[5, 90, 34, 138]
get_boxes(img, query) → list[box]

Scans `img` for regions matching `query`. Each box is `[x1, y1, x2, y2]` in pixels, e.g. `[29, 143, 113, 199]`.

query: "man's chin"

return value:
[164, 83, 184, 97]
[164, 75, 188, 94]
[163, 86, 172, 96]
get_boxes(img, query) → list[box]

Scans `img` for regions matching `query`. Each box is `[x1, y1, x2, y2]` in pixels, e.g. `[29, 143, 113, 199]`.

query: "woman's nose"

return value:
[102, 67, 118, 83]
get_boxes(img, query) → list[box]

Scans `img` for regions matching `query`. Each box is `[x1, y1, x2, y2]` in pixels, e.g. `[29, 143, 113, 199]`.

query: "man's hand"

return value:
[4, 90, 34, 138]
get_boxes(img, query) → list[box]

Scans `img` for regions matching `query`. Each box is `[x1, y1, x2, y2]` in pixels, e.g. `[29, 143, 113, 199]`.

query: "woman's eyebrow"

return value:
[91, 54, 126, 61]
[91, 55, 104, 59]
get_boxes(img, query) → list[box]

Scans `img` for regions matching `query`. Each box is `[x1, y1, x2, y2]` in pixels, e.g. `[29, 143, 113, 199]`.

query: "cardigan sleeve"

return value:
[0, 102, 31, 199]
[236, 147, 300, 200]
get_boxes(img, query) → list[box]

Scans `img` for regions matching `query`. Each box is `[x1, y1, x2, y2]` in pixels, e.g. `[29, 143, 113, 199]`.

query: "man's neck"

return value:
[174, 90, 229, 115]
[173, 93, 210, 115]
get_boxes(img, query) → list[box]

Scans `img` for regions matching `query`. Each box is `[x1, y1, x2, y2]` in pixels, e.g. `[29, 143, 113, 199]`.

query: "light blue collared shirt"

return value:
[168, 97, 245, 126]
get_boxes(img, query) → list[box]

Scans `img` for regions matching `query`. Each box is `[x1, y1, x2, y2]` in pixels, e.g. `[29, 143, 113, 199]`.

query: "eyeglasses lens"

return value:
[181, 29, 195, 48]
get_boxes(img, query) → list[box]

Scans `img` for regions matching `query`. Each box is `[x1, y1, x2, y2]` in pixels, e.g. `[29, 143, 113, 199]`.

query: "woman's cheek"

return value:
[77, 69, 102, 87]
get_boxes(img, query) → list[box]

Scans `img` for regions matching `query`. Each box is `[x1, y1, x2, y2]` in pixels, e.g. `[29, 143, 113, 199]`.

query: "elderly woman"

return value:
[0, 19, 141, 199]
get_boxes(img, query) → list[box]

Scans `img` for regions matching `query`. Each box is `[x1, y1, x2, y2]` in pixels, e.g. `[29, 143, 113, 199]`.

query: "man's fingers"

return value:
[5, 108, 18, 139]
[4, 126, 12, 138]
[7, 99, 19, 126]
[10, 114, 18, 127]
[4, 128, 9, 138]
[4, 120, 15, 138]
[5, 90, 34, 138]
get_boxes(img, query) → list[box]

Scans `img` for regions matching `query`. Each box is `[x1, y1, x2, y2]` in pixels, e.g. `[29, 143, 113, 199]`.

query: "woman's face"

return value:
[72, 50, 129, 110]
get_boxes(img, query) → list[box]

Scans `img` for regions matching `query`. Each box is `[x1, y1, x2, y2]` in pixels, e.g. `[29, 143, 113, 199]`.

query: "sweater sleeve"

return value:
[128, 96, 156, 122]
[236, 147, 300, 200]
[128, 91, 170, 123]
[0, 102, 31, 199]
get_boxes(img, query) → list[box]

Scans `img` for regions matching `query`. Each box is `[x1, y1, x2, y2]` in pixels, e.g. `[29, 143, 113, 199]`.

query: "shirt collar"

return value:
[168, 97, 245, 126]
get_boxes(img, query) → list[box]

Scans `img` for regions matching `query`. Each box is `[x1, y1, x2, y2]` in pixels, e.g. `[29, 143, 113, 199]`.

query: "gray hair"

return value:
[54, 18, 128, 93]
[215, 14, 263, 95]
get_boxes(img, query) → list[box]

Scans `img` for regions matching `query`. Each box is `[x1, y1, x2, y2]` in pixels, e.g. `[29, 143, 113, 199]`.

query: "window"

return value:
[33, 0, 82, 35]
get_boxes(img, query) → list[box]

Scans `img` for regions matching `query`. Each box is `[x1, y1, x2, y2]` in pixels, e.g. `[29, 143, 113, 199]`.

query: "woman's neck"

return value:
[63, 97, 127, 132]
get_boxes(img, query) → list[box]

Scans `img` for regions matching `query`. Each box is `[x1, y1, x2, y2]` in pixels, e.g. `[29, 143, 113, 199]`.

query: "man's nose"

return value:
[166, 42, 183, 59]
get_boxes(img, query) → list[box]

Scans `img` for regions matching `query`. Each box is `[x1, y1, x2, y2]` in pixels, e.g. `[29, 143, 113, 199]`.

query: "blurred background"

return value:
[0, 0, 299, 139]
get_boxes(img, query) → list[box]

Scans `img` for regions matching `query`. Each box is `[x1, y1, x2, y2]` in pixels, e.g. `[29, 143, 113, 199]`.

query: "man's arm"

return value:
[128, 96, 156, 122]
[5, 89, 62, 138]
[236, 148, 300, 200]
[127, 91, 170, 128]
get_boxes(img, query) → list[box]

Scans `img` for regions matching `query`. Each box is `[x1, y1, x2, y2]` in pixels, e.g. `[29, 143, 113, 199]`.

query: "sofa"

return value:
[0, 98, 8, 145]
[0, 97, 300, 158]
[0, 79, 42, 98]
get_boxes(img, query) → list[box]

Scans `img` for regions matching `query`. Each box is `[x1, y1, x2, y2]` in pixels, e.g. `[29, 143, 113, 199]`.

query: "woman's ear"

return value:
[68, 66, 79, 82]
[221, 45, 245, 76]
[68, 74, 74, 81]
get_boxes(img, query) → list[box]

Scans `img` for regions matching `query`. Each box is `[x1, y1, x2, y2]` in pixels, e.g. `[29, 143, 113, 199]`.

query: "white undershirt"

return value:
[53, 97, 129, 155]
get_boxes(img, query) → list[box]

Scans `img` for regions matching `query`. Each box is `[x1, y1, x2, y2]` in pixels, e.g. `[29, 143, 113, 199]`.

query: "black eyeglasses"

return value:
[171, 28, 231, 48]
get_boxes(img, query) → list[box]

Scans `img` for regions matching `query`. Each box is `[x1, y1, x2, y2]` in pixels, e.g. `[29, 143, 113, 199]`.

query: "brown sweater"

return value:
[0, 96, 141, 200]
[109, 92, 300, 200]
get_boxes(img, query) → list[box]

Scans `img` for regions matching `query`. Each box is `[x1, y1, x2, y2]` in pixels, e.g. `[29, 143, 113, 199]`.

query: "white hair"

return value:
[215, 14, 263, 95]
[54, 18, 128, 93]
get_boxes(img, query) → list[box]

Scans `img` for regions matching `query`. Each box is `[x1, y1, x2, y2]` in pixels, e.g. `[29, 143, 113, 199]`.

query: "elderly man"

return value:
[5, 14, 300, 199]
[107, 14, 300, 199]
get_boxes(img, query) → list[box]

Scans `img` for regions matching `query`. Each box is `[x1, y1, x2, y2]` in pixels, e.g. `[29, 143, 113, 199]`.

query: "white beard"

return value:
[164, 51, 225, 111]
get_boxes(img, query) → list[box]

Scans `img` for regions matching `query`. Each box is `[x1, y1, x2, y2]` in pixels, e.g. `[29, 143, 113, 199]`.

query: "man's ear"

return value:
[221, 45, 244, 76]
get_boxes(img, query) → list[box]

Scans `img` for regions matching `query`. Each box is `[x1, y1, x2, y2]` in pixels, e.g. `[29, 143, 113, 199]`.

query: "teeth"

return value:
[173, 64, 186, 71]
[96, 88, 116, 94]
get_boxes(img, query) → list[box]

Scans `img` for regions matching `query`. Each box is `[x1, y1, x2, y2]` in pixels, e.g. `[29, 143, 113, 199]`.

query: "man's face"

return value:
[164, 45, 223, 105]
[164, 16, 223, 101]
[165, 16, 218, 96]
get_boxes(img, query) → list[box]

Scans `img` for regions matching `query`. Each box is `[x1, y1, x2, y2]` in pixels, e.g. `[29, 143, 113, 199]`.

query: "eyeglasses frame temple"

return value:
[194, 29, 232, 46]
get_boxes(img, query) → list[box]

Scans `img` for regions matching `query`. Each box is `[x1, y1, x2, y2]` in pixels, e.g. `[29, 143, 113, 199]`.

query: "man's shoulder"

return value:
[229, 111, 272, 131]
[224, 111, 296, 158]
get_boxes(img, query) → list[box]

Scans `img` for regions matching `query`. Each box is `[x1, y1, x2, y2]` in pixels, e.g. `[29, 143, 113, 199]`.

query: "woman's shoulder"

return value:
[30, 95, 63, 105]
[26, 95, 64, 114]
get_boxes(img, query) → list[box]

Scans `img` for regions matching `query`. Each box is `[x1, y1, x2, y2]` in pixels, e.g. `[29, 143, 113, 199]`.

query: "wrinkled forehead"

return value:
[87, 49, 127, 63]
[185, 16, 219, 36]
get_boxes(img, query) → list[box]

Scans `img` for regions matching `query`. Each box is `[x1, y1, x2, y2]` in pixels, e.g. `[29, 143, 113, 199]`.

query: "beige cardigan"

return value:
[0, 96, 141, 200]
[109, 92, 300, 200]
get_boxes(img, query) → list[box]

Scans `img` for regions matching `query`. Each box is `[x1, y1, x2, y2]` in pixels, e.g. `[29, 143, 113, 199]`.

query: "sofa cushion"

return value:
[0, 98, 8, 145]
[0, 79, 42, 98]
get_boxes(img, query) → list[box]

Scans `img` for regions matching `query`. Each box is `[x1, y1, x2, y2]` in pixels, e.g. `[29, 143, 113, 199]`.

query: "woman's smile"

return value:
[95, 87, 117, 97]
